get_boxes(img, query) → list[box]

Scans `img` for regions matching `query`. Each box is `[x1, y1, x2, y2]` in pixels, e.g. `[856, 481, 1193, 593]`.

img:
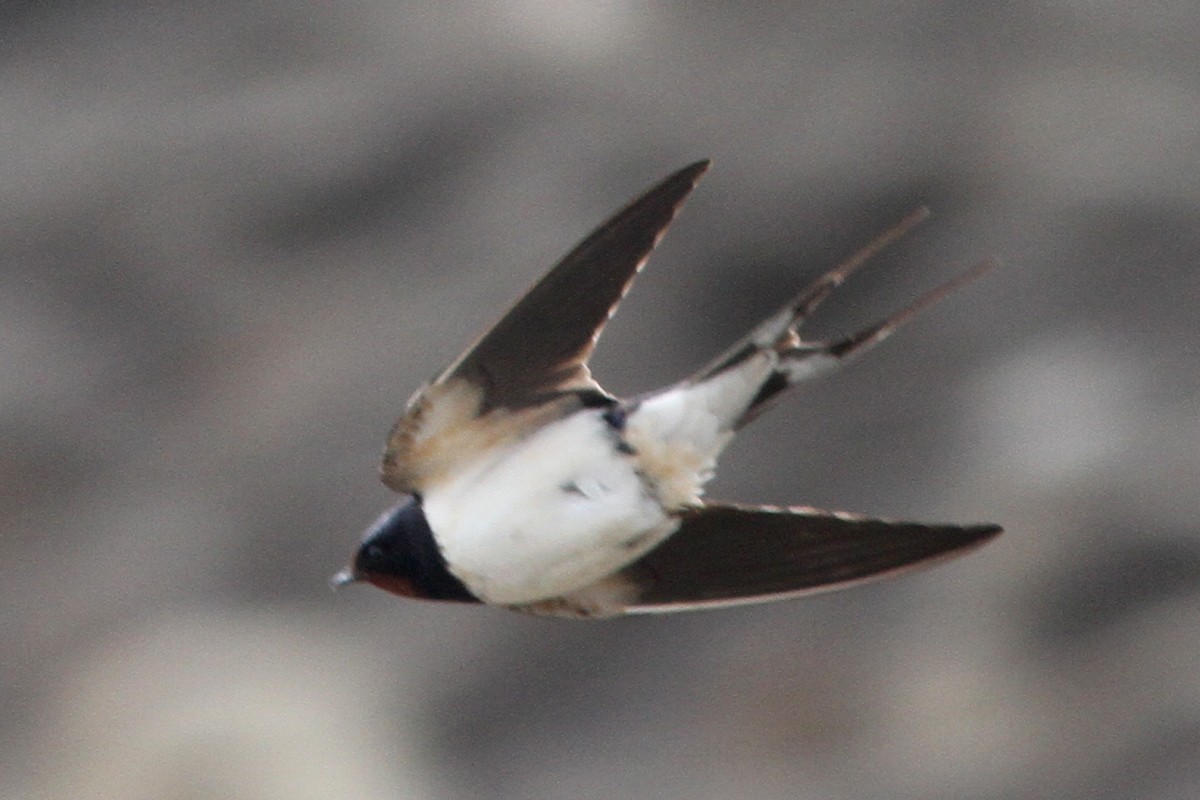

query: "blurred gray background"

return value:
[4, 3, 1199, 799]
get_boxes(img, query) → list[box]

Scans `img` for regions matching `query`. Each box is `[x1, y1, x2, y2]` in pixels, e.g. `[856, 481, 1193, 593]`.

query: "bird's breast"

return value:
[422, 408, 677, 605]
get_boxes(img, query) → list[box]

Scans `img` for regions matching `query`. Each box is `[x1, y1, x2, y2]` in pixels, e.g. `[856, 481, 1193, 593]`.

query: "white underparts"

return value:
[422, 409, 678, 604]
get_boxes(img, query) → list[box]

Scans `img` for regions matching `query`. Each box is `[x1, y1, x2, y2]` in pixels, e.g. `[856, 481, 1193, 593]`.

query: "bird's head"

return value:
[332, 497, 478, 602]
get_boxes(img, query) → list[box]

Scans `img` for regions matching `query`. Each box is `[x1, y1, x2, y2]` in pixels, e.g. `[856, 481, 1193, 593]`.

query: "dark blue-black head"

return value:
[332, 497, 479, 603]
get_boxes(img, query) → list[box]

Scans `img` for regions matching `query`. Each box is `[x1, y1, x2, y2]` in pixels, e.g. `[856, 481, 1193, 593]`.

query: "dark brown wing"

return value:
[380, 161, 710, 494]
[436, 159, 710, 411]
[614, 502, 1001, 614]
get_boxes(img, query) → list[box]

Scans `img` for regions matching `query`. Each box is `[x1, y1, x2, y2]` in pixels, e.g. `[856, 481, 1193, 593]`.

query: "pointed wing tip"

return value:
[641, 159, 712, 224]
[671, 159, 712, 190]
[961, 522, 1004, 546]
[901, 520, 1003, 577]
[924, 521, 1002, 565]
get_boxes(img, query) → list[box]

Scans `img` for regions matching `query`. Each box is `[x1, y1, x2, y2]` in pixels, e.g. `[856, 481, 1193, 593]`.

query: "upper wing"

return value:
[610, 502, 1001, 615]
[381, 160, 710, 493]
[437, 159, 711, 410]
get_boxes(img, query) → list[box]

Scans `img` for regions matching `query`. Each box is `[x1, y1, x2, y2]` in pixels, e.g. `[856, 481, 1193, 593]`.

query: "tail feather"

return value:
[691, 209, 997, 428]
[694, 206, 930, 383]
[820, 256, 1000, 361]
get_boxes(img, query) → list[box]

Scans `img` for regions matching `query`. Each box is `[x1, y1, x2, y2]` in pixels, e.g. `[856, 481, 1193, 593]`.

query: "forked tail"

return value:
[693, 208, 997, 428]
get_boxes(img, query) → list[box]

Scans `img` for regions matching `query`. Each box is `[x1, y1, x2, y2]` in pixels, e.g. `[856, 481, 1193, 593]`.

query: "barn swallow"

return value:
[333, 160, 1001, 617]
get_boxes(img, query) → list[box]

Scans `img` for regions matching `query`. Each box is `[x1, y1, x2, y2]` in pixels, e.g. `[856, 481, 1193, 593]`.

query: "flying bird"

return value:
[333, 161, 1001, 617]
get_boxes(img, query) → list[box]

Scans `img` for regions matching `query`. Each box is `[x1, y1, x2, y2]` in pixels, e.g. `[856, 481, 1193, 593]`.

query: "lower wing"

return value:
[612, 502, 1001, 615]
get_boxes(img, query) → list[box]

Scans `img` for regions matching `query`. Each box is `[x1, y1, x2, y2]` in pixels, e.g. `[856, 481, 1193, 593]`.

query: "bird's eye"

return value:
[364, 544, 384, 563]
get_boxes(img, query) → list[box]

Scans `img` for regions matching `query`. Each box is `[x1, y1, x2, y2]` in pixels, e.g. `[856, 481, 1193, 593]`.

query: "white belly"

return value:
[422, 409, 677, 604]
